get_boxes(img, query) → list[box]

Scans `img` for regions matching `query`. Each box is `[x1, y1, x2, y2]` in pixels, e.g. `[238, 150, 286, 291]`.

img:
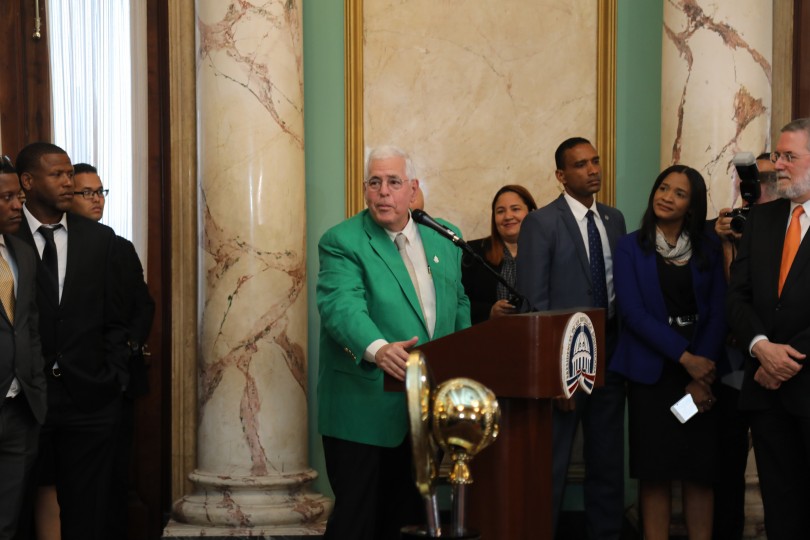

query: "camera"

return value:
[726, 152, 761, 234]
[725, 207, 750, 234]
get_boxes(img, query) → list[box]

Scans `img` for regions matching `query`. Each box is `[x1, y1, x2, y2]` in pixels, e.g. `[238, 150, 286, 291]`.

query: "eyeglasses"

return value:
[364, 176, 408, 191]
[73, 188, 109, 199]
[770, 151, 810, 164]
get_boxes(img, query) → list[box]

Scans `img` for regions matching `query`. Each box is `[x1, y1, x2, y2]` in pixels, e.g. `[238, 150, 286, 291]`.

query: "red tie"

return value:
[779, 205, 804, 296]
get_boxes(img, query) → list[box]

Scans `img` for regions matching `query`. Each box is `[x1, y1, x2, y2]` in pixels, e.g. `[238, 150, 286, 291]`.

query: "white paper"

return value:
[670, 393, 699, 423]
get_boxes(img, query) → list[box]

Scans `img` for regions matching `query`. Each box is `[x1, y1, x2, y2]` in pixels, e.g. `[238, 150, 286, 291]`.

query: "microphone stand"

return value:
[456, 240, 528, 308]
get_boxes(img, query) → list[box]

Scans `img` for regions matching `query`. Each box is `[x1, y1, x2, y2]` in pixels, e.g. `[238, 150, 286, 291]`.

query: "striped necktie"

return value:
[0, 251, 15, 324]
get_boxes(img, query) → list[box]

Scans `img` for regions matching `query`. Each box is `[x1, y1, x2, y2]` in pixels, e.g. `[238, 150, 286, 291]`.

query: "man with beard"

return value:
[727, 118, 810, 539]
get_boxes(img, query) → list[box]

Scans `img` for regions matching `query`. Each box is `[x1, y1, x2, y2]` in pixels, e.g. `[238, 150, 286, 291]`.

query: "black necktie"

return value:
[39, 225, 62, 302]
[586, 211, 608, 309]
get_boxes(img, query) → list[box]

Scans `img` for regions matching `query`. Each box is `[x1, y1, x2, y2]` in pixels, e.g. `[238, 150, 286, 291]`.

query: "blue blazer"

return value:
[610, 231, 727, 384]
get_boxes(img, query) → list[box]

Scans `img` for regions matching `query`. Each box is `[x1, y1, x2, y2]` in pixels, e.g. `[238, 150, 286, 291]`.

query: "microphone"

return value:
[411, 209, 466, 246]
[411, 209, 529, 308]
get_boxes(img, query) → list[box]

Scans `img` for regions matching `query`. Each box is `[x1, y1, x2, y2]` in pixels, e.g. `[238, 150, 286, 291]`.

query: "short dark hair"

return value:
[16, 142, 68, 177]
[73, 163, 98, 175]
[555, 137, 592, 169]
[755, 152, 771, 162]
[0, 155, 16, 175]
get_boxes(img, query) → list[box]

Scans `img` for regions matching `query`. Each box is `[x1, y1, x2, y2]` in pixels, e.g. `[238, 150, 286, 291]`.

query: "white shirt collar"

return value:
[384, 211, 418, 243]
[563, 192, 599, 222]
[23, 204, 68, 234]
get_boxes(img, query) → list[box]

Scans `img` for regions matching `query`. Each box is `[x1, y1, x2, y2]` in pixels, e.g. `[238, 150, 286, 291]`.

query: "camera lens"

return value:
[730, 213, 746, 234]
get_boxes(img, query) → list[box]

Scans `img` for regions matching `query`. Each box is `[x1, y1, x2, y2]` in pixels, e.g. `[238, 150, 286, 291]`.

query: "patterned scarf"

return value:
[655, 227, 692, 266]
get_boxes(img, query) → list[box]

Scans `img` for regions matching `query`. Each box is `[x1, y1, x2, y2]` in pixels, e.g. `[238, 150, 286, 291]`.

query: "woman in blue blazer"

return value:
[610, 165, 726, 540]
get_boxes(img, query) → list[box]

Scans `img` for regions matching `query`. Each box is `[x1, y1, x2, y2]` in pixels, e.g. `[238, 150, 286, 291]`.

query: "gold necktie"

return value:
[779, 205, 804, 296]
[0, 252, 15, 324]
[395, 233, 425, 315]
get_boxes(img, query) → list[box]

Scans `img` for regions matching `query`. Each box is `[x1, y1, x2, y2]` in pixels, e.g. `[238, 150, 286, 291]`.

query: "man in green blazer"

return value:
[317, 145, 470, 540]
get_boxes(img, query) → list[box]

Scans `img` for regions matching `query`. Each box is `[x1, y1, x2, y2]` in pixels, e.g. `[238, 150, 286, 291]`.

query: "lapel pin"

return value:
[433, 255, 439, 263]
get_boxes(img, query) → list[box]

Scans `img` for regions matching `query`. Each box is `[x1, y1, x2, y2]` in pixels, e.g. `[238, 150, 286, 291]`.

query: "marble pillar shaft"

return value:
[170, 0, 329, 531]
[661, 0, 772, 216]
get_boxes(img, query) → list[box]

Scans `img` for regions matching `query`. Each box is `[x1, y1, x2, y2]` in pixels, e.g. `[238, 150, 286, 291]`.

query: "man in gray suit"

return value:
[0, 156, 46, 539]
[516, 137, 627, 539]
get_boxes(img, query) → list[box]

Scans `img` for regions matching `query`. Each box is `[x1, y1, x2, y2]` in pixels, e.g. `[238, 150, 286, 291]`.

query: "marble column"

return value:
[661, 0, 772, 217]
[167, 1, 330, 535]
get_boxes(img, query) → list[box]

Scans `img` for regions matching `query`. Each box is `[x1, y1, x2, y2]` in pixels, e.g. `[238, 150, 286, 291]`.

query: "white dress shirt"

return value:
[23, 205, 68, 303]
[364, 214, 437, 363]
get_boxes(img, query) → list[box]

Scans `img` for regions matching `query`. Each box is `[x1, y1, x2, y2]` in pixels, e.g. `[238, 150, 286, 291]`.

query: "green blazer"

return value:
[316, 210, 471, 447]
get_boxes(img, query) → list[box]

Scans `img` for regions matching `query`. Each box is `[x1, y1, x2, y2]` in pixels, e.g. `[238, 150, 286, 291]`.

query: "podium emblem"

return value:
[559, 312, 597, 398]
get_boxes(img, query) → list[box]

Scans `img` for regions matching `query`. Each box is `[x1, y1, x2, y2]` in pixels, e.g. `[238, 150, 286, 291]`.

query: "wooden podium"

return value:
[386, 308, 605, 540]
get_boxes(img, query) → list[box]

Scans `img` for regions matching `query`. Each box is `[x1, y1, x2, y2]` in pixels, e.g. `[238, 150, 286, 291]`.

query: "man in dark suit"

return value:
[727, 117, 810, 539]
[0, 157, 46, 540]
[67, 163, 154, 537]
[317, 145, 470, 540]
[516, 137, 627, 539]
[14, 143, 129, 540]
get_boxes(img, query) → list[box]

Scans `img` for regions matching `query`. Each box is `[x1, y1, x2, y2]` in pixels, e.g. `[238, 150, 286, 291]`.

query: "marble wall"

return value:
[661, 0, 772, 216]
[363, 0, 599, 241]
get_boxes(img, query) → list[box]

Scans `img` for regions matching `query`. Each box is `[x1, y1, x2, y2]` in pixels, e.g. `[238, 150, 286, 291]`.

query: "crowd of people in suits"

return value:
[0, 143, 153, 540]
[316, 117, 810, 540]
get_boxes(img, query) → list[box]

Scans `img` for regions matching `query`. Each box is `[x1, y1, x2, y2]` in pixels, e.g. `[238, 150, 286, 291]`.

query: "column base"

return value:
[162, 520, 324, 538]
[171, 469, 332, 529]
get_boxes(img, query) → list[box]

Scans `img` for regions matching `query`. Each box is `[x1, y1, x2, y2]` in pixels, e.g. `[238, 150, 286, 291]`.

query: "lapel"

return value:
[363, 212, 427, 329]
[61, 213, 81, 307]
[597, 203, 621, 253]
[4, 237, 34, 325]
[556, 196, 592, 285]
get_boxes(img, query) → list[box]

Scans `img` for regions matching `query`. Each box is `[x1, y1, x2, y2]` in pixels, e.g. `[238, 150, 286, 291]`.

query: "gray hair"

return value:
[782, 118, 810, 150]
[364, 145, 418, 181]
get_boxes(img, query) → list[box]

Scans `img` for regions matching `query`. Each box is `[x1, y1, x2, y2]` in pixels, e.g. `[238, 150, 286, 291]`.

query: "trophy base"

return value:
[400, 525, 481, 539]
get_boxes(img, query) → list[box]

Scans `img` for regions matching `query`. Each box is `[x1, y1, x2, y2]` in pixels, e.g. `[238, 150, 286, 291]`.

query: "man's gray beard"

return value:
[776, 168, 810, 200]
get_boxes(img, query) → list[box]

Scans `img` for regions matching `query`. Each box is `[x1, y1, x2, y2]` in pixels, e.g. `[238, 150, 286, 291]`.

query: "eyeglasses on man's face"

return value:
[73, 188, 109, 199]
[770, 151, 810, 164]
[364, 176, 408, 192]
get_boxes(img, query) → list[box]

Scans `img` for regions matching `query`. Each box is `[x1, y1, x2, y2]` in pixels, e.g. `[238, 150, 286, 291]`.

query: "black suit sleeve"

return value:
[114, 237, 155, 397]
[461, 238, 500, 325]
[115, 237, 155, 344]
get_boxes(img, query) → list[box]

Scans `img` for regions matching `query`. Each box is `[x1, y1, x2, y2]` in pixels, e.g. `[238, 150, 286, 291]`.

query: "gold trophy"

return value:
[403, 352, 500, 538]
[405, 351, 442, 536]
